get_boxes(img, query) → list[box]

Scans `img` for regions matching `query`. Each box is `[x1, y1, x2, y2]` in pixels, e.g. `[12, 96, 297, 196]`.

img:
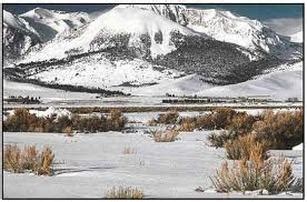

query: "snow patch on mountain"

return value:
[290, 31, 303, 43]
[20, 7, 91, 42]
[117, 4, 188, 25]
[28, 54, 184, 89]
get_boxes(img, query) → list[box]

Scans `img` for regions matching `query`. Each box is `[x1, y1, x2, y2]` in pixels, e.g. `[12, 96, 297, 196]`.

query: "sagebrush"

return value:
[151, 129, 179, 142]
[105, 186, 144, 199]
[4, 144, 55, 176]
[211, 158, 296, 194]
[4, 108, 127, 133]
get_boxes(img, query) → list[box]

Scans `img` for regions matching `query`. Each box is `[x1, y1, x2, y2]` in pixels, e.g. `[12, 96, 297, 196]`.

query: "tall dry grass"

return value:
[211, 158, 295, 194]
[4, 108, 128, 133]
[4, 144, 55, 176]
[224, 134, 268, 161]
[151, 130, 180, 142]
[252, 110, 303, 149]
[149, 111, 179, 125]
[105, 186, 144, 199]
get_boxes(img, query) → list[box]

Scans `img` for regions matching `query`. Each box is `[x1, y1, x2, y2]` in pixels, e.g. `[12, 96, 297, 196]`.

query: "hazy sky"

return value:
[4, 4, 303, 21]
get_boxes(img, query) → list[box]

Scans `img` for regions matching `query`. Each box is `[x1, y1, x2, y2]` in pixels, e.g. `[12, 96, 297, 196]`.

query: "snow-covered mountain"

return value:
[3, 8, 92, 65]
[20, 6, 200, 63]
[3, 10, 41, 65]
[3, 5, 303, 99]
[20, 7, 91, 42]
[290, 31, 303, 43]
[122, 4, 302, 60]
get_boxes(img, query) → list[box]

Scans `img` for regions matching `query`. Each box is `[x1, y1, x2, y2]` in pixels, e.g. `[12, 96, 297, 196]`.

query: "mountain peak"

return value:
[116, 4, 189, 25]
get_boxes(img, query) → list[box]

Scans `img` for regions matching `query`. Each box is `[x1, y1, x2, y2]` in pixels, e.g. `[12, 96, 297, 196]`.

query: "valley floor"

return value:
[3, 80, 303, 199]
[3, 130, 303, 199]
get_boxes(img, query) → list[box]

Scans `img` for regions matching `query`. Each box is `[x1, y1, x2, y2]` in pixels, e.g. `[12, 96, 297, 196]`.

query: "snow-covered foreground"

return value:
[4, 131, 302, 199]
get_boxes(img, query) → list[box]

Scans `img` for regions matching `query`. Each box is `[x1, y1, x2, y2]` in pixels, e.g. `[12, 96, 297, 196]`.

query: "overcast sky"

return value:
[4, 4, 303, 20]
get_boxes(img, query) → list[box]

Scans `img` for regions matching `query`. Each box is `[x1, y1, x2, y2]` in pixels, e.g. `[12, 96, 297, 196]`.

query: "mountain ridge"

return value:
[3, 5, 303, 99]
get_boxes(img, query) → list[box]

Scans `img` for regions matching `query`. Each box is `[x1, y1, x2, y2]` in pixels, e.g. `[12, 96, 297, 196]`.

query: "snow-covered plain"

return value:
[3, 79, 100, 102]
[3, 131, 303, 199]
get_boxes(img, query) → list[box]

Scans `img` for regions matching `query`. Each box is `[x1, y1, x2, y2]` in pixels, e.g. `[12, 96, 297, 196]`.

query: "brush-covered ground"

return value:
[3, 109, 303, 199]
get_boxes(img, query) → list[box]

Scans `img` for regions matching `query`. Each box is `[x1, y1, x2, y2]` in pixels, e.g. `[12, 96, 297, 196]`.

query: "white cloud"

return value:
[264, 17, 303, 36]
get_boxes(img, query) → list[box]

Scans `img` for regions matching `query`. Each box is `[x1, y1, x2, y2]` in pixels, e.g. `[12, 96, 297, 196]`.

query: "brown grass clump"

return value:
[207, 130, 237, 148]
[209, 108, 238, 130]
[151, 130, 180, 142]
[122, 147, 137, 154]
[252, 110, 303, 149]
[211, 158, 295, 194]
[63, 126, 73, 137]
[224, 134, 268, 161]
[4, 145, 23, 173]
[4, 144, 55, 176]
[37, 147, 55, 175]
[3, 108, 44, 132]
[179, 117, 197, 131]
[179, 109, 250, 132]
[149, 111, 179, 125]
[106, 109, 128, 131]
[207, 109, 303, 150]
[73, 115, 107, 133]
[226, 113, 257, 135]
[105, 186, 144, 199]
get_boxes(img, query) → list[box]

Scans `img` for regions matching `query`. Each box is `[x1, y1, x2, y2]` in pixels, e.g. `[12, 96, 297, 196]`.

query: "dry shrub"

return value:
[211, 157, 296, 194]
[122, 147, 137, 154]
[22, 145, 39, 171]
[226, 113, 257, 135]
[151, 130, 179, 142]
[37, 147, 55, 175]
[4, 145, 23, 173]
[4, 108, 127, 133]
[73, 115, 107, 133]
[209, 108, 238, 129]
[4, 108, 44, 132]
[149, 111, 179, 125]
[179, 117, 197, 131]
[253, 110, 303, 149]
[207, 110, 302, 150]
[106, 109, 127, 131]
[179, 108, 246, 131]
[224, 134, 268, 161]
[105, 186, 144, 199]
[4, 144, 55, 176]
[63, 126, 73, 137]
[207, 130, 238, 148]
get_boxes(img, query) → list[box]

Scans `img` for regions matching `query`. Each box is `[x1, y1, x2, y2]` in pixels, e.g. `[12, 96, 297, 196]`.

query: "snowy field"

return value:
[4, 79, 303, 109]
[3, 131, 302, 199]
[3, 80, 303, 199]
